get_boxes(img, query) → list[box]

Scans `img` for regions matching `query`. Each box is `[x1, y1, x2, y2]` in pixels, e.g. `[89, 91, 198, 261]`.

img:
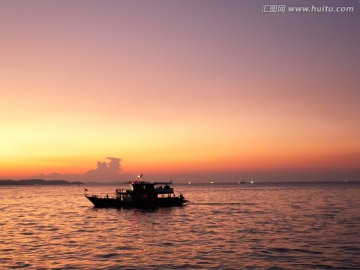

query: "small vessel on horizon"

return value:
[85, 179, 188, 208]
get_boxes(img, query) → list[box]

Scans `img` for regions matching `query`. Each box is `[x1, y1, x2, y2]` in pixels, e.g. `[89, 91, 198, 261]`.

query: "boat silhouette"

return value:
[85, 180, 188, 208]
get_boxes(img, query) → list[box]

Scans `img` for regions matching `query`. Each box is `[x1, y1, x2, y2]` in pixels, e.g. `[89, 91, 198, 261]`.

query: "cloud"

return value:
[34, 157, 131, 182]
[84, 157, 122, 181]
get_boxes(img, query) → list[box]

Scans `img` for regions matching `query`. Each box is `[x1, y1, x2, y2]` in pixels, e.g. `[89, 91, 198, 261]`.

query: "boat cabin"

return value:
[114, 181, 176, 201]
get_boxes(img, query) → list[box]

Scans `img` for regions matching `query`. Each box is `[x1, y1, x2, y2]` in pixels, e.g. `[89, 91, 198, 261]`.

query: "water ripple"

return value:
[0, 183, 360, 269]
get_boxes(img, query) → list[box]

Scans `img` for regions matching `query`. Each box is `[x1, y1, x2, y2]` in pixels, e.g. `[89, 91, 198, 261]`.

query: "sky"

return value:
[1, 0, 359, 182]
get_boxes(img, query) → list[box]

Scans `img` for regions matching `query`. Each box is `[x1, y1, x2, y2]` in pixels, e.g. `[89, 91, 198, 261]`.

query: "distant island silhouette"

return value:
[0, 179, 83, 186]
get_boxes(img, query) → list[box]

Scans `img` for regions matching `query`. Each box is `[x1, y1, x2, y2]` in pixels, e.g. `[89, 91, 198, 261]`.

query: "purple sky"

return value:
[1, 0, 359, 182]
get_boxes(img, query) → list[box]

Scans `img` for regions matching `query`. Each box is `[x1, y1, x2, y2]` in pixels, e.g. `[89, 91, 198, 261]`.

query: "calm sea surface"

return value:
[1, 182, 360, 269]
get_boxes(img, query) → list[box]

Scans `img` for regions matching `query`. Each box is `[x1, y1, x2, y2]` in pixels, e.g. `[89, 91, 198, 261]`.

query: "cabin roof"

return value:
[154, 182, 172, 185]
[131, 181, 172, 185]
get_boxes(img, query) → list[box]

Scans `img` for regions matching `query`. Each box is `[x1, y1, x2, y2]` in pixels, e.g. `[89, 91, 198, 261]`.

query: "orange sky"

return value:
[1, 1, 359, 182]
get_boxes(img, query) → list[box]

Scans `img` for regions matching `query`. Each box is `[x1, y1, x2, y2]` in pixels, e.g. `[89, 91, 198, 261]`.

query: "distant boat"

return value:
[85, 180, 188, 208]
[238, 181, 246, 184]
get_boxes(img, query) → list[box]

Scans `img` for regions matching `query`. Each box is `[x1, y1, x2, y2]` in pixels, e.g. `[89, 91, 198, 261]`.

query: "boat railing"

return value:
[116, 189, 132, 194]
[87, 193, 114, 199]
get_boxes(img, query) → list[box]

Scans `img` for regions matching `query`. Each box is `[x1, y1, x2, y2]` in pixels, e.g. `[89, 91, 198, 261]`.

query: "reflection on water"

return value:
[1, 182, 360, 269]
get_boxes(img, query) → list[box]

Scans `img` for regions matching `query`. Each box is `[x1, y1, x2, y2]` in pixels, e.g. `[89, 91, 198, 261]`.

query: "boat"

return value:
[85, 180, 188, 208]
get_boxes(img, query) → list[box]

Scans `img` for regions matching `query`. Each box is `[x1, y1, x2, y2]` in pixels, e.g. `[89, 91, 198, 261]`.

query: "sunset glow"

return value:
[1, 1, 359, 182]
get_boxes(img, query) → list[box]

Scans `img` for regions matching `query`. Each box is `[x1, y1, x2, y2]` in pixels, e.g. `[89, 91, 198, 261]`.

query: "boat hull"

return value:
[86, 195, 187, 208]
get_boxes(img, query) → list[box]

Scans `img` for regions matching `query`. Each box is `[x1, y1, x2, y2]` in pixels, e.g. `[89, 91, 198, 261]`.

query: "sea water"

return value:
[1, 182, 360, 269]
